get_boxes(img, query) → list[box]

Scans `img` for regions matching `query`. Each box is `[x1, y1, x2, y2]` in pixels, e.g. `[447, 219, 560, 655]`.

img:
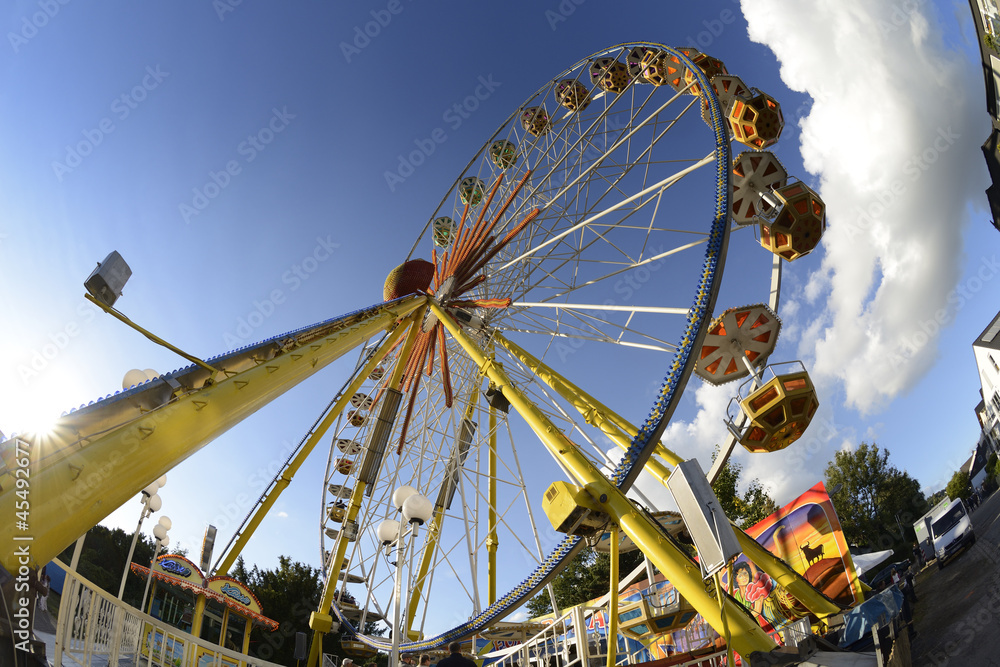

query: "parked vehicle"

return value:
[930, 497, 975, 568]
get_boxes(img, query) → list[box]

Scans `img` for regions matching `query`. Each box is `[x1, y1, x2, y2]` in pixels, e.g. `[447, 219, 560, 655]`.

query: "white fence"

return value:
[486, 606, 726, 667]
[51, 560, 286, 667]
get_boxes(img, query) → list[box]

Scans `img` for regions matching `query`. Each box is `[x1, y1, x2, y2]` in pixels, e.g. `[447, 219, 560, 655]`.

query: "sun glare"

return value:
[1, 365, 92, 439]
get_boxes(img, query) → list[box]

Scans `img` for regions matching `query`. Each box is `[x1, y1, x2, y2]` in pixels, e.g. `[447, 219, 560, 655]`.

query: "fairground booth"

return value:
[130, 554, 278, 662]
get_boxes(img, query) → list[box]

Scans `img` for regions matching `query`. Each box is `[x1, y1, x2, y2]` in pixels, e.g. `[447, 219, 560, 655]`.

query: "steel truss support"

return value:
[308, 304, 428, 667]
[432, 302, 777, 658]
[215, 314, 419, 576]
[494, 332, 841, 620]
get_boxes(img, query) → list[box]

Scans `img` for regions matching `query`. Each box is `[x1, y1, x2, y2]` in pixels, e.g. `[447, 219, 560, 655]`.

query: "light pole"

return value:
[119, 476, 167, 600]
[377, 486, 433, 667]
[140, 516, 172, 614]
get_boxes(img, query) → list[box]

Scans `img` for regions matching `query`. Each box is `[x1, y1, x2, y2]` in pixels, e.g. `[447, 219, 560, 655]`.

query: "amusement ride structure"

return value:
[1, 43, 847, 666]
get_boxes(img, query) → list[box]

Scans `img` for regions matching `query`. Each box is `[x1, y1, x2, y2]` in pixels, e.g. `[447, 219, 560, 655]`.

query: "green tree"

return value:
[927, 489, 948, 507]
[56, 524, 157, 609]
[824, 442, 927, 554]
[230, 555, 359, 665]
[946, 470, 972, 501]
[710, 447, 780, 529]
[525, 547, 645, 618]
[987, 453, 999, 479]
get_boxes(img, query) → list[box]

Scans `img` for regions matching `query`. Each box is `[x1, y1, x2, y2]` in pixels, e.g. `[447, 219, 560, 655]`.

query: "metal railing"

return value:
[489, 606, 589, 667]
[485, 605, 727, 667]
[51, 560, 285, 667]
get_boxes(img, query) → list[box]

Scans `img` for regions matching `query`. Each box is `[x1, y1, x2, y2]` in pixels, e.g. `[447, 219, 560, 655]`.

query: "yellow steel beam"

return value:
[307, 311, 425, 667]
[431, 303, 776, 658]
[488, 400, 498, 606]
[406, 383, 480, 633]
[406, 507, 445, 636]
[495, 332, 841, 618]
[215, 311, 418, 576]
[0, 296, 426, 572]
[606, 524, 619, 667]
[494, 334, 683, 468]
[510, 334, 841, 616]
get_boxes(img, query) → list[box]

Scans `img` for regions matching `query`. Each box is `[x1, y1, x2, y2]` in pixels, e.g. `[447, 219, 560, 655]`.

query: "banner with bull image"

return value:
[720, 481, 864, 641]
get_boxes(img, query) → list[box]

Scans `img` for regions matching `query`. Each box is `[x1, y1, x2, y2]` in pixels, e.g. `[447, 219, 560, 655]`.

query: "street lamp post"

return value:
[119, 476, 167, 600]
[378, 486, 433, 667]
[140, 516, 172, 614]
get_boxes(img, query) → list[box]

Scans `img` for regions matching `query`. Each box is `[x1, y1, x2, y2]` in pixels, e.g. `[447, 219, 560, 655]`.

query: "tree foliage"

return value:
[228, 555, 386, 665]
[927, 489, 948, 508]
[525, 547, 645, 618]
[56, 523, 157, 609]
[987, 453, 999, 480]
[710, 447, 780, 529]
[824, 442, 926, 553]
[946, 470, 972, 501]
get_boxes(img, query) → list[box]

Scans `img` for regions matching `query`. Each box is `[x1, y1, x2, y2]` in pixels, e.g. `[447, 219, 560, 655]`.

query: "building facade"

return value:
[973, 311, 1000, 459]
[968, 0, 1000, 230]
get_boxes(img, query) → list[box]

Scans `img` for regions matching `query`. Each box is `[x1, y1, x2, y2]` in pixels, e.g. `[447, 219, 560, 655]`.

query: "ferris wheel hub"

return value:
[384, 259, 434, 301]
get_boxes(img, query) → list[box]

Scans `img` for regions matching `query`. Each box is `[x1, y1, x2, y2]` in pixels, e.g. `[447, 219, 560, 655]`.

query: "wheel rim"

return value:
[321, 43, 738, 652]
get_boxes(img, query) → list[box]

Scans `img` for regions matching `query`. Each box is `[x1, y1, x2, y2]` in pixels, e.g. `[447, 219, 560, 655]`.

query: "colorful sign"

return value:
[720, 481, 863, 643]
[207, 577, 262, 614]
[221, 582, 252, 605]
[152, 554, 204, 585]
[161, 559, 193, 578]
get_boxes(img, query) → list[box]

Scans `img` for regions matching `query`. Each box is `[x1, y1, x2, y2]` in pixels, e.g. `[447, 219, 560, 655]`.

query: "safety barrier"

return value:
[51, 560, 284, 667]
[484, 606, 727, 667]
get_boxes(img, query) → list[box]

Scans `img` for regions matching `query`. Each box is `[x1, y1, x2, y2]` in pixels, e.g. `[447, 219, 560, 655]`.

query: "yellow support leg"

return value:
[407, 382, 481, 634]
[215, 311, 418, 576]
[307, 310, 426, 667]
[431, 303, 776, 659]
[494, 334, 683, 468]
[405, 508, 445, 637]
[488, 402, 498, 607]
[495, 332, 841, 619]
[191, 593, 207, 636]
[606, 524, 619, 667]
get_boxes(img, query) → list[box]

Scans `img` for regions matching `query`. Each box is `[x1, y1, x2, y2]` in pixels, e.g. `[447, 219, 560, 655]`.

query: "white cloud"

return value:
[277, 511, 288, 518]
[740, 0, 984, 414]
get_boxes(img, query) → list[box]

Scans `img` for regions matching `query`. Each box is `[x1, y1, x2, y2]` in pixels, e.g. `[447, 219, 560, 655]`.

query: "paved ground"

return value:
[910, 487, 1000, 666]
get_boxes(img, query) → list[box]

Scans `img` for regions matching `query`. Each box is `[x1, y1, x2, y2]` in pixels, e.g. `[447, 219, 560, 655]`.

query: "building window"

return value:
[992, 354, 999, 372]
[993, 392, 1000, 413]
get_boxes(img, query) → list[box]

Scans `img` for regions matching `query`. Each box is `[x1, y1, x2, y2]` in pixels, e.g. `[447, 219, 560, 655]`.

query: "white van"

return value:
[931, 497, 975, 568]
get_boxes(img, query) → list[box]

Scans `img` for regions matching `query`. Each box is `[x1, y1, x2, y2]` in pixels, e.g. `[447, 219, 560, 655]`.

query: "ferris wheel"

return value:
[309, 42, 826, 658]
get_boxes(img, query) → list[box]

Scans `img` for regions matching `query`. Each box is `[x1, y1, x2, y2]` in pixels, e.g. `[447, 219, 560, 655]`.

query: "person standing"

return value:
[436, 642, 476, 667]
[37, 566, 51, 613]
[419, 655, 432, 667]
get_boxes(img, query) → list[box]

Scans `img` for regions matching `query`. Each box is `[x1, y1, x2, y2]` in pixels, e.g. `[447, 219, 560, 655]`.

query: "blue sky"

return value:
[1, 0, 996, 627]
